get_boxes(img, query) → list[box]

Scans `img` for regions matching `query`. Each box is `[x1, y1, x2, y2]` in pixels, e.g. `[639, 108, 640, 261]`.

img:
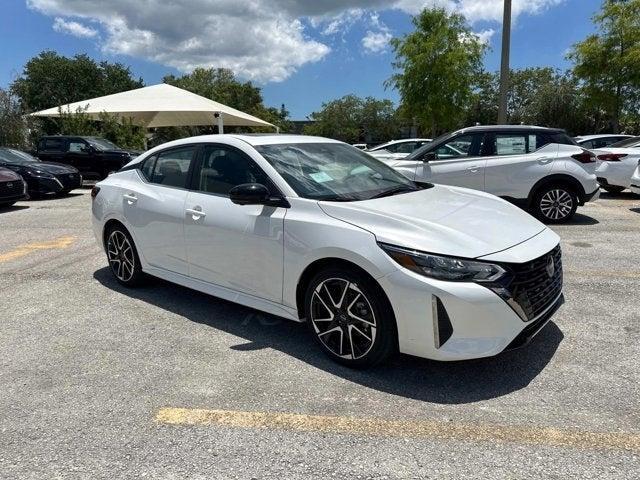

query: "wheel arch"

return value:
[527, 174, 586, 207]
[295, 257, 396, 328]
[102, 218, 131, 252]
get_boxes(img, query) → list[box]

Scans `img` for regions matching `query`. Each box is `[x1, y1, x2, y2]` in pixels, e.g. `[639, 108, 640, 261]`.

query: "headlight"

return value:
[31, 170, 54, 178]
[379, 243, 507, 283]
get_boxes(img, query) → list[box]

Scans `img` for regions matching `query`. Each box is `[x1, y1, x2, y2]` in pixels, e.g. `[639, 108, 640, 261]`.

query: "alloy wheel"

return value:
[540, 189, 573, 221]
[310, 278, 377, 360]
[107, 230, 136, 282]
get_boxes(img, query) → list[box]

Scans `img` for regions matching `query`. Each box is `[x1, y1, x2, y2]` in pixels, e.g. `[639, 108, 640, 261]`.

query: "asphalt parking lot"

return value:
[0, 189, 639, 479]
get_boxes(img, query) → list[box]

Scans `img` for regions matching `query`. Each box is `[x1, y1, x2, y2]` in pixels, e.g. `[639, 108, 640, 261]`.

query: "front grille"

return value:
[504, 245, 563, 321]
[56, 173, 82, 189]
[0, 180, 23, 196]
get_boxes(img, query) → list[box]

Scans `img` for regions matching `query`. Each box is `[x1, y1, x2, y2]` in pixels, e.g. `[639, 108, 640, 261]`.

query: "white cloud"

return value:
[390, 0, 565, 24]
[28, 0, 331, 82]
[362, 30, 393, 53]
[474, 28, 496, 44]
[52, 17, 97, 38]
[27, 0, 565, 82]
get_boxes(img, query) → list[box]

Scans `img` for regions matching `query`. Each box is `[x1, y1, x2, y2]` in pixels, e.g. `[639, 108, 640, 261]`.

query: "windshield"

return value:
[0, 148, 40, 164]
[610, 136, 640, 148]
[86, 137, 121, 151]
[255, 143, 419, 201]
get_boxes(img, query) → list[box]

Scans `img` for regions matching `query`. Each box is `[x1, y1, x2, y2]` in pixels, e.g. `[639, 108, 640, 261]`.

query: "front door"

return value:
[123, 145, 197, 275]
[184, 144, 286, 303]
[414, 133, 486, 191]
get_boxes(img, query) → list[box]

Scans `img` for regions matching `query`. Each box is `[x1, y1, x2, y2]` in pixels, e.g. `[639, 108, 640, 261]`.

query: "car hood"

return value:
[318, 185, 547, 259]
[33, 162, 79, 174]
[0, 167, 22, 182]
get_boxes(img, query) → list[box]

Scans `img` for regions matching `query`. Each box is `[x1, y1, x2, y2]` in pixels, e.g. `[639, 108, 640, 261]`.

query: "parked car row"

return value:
[0, 136, 142, 206]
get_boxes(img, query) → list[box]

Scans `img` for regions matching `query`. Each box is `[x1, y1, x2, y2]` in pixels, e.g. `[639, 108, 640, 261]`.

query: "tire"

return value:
[304, 267, 397, 368]
[533, 184, 578, 224]
[105, 224, 145, 287]
[602, 185, 625, 194]
[59, 189, 71, 196]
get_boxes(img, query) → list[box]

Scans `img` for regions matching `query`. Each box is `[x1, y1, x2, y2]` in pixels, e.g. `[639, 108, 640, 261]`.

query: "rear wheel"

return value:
[602, 185, 625, 194]
[534, 185, 578, 224]
[105, 225, 145, 287]
[304, 267, 397, 368]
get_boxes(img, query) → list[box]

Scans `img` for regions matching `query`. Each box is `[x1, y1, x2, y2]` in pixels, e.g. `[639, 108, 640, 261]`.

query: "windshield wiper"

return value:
[368, 185, 418, 200]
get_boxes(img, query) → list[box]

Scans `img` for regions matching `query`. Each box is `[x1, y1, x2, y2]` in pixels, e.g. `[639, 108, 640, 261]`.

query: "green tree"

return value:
[303, 95, 399, 143]
[569, 0, 640, 132]
[386, 8, 487, 136]
[11, 50, 143, 112]
[0, 88, 42, 148]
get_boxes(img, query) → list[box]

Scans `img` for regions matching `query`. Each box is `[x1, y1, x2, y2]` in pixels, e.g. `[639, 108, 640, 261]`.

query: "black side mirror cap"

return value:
[229, 183, 289, 208]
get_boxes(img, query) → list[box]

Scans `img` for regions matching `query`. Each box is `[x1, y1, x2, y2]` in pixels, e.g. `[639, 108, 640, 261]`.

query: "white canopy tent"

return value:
[30, 83, 276, 134]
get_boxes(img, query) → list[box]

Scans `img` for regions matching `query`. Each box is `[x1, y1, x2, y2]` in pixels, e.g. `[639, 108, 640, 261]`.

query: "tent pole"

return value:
[216, 112, 224, 134]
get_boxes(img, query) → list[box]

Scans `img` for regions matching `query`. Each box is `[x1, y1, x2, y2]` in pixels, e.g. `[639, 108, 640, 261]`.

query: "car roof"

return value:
[454, 125, 565, 134]
[574, 134, 633, 141]
[148, 134, 343, 150]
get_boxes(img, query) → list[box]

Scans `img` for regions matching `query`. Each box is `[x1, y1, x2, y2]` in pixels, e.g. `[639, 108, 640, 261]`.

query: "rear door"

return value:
[123, 145, 197, 275]
[483, 131, 556, 199]
[414, 133, 486, 191]
[37, 137, 67, 164]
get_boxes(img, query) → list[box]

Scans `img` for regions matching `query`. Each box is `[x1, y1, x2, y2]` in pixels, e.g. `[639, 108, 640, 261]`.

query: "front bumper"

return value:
[378, 233, 563, 361]
[630, 183, 640, 195]
[596, 161, 635, 188]
[28, 173, 82, 194]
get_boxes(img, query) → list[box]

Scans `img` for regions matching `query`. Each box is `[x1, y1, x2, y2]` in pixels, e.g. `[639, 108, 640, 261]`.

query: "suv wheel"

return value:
[534, 185, 578, 224]
[105, 225, 145, 287]
[304, 267, 397, 368]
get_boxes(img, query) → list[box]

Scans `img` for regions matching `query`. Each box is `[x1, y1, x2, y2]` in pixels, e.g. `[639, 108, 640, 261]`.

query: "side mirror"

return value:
[423, 152, 436, 162]
[229, 183, 271, 206]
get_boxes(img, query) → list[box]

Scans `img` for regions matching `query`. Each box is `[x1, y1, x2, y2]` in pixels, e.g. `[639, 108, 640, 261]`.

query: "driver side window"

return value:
[433, 134, 480, 160]
[196, 145, 273, 196]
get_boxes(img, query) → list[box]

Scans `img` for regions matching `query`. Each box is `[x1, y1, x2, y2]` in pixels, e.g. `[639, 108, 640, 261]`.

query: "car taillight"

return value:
[571, 150, 596, 164]
[597, 153, 628, 162]
[91, 186, 101, 199]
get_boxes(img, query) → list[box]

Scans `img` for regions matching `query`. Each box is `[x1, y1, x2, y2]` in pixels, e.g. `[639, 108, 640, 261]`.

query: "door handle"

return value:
[123, 193, 137, 204]
[536, 157, 552, 164]
[467, 166, 481, 173]
[186, 207, 206, 219]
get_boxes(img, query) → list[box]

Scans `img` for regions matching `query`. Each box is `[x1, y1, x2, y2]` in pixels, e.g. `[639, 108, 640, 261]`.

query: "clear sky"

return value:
[1, 0, 603, 119]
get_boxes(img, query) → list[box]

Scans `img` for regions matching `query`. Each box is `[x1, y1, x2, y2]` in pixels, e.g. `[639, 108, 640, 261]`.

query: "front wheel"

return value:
[105, 225, 145, 287]
[534, 185, 578, 224]
[304, 268, 397, 368]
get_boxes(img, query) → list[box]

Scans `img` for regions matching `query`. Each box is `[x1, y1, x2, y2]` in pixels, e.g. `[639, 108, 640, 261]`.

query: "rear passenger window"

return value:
[150, 147, 195, 188]
[43, 138, 65, 151]
[495, 134, 527, 155]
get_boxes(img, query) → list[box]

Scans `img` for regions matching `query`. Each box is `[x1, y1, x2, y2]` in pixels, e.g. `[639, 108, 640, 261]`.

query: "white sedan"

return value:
[594, 147, 640, 193]
[92, 134, 563, 367]
[630, 161, 640, 195]
[366, 138, 432, 161]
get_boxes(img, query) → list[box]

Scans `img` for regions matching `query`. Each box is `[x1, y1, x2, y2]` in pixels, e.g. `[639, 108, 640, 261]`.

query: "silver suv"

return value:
[385, 125, 600, 223]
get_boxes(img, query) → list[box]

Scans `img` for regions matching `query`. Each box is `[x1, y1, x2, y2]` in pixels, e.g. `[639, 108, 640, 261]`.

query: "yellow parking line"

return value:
[156, 408, 640, 453]
[565, 270, 640, 279]
[0, 235, 77, 263]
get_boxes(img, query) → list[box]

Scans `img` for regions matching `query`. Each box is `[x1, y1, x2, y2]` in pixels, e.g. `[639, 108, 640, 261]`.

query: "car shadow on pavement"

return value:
[0, 205, 29, 213]
[29, 192, 84, 201]
[562, 212, 599, 225]
[94, 267, 563, 405]
[600, 191, 639, 201]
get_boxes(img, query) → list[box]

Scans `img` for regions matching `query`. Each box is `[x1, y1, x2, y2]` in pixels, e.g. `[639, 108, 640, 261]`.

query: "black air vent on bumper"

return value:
[432, 296, 453, 348]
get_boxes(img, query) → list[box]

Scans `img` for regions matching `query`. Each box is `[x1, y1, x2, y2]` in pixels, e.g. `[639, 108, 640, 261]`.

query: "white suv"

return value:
[384, 126, 600, 223]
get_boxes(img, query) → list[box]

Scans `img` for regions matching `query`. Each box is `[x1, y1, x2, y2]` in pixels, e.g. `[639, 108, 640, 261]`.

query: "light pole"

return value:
[498, 0, 512, 124]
